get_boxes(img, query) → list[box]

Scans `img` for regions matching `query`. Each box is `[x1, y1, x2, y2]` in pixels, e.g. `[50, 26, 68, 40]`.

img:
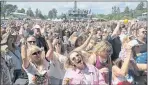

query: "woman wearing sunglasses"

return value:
[63, 51, 107, 85]
[27, 36, 37, 46]
[62, 29, 107, 85]
[21, 36, 53, 85]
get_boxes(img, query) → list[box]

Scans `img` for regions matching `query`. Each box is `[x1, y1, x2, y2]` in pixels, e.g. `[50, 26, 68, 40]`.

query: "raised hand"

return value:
[90, 28, 95, 35]
[55, 42, 61, 53]
[52, 38, 59, 46]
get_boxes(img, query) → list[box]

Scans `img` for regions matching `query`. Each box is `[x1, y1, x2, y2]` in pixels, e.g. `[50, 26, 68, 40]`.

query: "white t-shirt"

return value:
[23, 57, 50, 85]
[48, 52, 67, 79]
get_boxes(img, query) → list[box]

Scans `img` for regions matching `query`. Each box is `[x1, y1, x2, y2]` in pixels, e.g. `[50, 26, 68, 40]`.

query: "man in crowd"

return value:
[33, 24, 49, 53]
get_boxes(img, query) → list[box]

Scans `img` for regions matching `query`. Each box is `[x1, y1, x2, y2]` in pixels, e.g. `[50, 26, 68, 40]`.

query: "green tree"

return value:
[48, 10, 53, 19]
[35, 8, 39, 18]
[26, 8, 34, 17]
[112, 6, 117, 14]
[38, 11, 45, 19]
[129, 9, 134, 18]
[117, 7, 120, 20]
[136, 2, 144, 10]
[117, 7, 120, 13]
[124, 6, 130, 13]
[3, 4, 18, 16]
[17, 8, 25, 13]
[1, 1, 7, 19]
[51, 8, 57, 19]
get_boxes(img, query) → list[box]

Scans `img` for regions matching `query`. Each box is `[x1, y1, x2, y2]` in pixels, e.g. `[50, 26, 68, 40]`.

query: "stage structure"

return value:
[65, 1, 92, 21]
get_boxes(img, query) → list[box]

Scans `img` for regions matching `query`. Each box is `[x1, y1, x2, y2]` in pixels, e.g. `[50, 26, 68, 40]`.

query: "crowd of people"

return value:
[1, 19, 147, 85]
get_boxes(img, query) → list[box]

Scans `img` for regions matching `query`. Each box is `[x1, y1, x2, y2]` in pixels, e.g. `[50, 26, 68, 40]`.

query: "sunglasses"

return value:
[72, 56, 82, 64]
[32, 51, 41, 55]
[142, 31, 147, 34]
[28, 41, 36, 44]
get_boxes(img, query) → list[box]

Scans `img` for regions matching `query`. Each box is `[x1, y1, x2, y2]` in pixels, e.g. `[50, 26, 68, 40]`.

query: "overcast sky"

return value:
[7, 2, 145, 15]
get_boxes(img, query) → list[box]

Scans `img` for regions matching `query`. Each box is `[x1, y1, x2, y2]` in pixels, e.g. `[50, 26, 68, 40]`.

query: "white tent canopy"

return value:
[52, 18, 63, 21]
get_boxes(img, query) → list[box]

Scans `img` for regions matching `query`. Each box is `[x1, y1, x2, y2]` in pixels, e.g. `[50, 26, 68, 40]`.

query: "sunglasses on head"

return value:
[32, 51, 41, 55]
[28, 41, 36, 44]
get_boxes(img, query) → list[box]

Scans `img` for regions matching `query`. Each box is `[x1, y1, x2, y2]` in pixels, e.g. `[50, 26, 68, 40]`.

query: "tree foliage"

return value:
[48, 8, 58, 19]
[136, 2, 144, 10]
[96, 1, 147, 20]
[1, 3, 18, 16]
[124, 6, 130, 13]
[26, 8, 34, 17]
[35, 8, 39, 17]
[17, 8, 25, 13]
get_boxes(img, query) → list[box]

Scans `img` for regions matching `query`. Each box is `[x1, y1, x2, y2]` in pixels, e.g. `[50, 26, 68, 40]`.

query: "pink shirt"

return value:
[63, 64, 106, 85]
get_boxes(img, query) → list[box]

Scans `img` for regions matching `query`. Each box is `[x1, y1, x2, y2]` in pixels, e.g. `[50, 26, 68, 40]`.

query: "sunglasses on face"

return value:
[72, 56, 82, 64]
[28, 41, 36, 44]
[32, 51, 41, 55]
[142, 31, 147, 34]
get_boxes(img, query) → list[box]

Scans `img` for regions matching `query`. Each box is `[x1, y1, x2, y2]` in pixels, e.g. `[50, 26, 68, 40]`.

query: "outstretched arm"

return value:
[112, 46, 132, 76]
[45, 37, 54, 61]
[127, 21, 135, 35]
[111, 22, 120, 39]
[73, 29, 94, 51]
[137, 64, 147, 71]
[21, 38, 29, 69]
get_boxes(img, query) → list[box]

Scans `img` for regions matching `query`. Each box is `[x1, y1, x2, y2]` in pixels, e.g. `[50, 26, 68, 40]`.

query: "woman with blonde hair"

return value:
[62, 51, 107, 85]
[21, 36, 53, 85]
[62, 29, 107, 85]
[88, 40, 113, 69]
[88, 40, 113, 84]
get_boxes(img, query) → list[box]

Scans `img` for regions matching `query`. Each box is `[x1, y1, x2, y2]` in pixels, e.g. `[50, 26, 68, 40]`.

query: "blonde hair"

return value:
[92, 40, 113, 55]
[27, 45, 44, 62]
